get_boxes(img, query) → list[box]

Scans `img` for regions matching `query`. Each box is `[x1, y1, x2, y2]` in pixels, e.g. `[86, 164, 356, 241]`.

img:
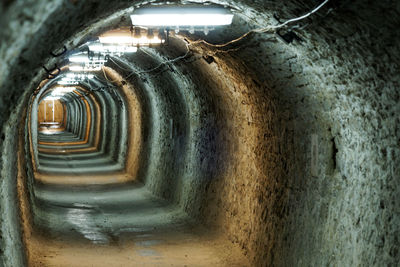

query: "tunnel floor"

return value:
[35, 131, 132, 184]
[28, 131, 249, 266]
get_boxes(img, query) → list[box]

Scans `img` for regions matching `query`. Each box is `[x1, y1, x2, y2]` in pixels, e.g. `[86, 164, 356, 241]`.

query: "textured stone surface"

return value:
[0, 0, 399, 266]
[0, 91, 31, 267]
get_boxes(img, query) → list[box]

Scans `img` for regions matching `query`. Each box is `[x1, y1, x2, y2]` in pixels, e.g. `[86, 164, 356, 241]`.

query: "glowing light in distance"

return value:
[130, 8, 233, 26]
[88, 43, 138, 53]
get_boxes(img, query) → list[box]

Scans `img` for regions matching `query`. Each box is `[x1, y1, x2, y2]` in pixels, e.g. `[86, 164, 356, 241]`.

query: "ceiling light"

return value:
[65, 73, 94, 79]
[98, 28, 164, 45]
[44, 96, 61, 101]
[99, 36, 132, 44]
[69, 54, 91, 63]
[51, 87, 76, 96]
[98, 36, 163, 45]
[66, 73, 77, 78]
[88, 43, 138, 53]
[58, 80, 79, 85]
[69, 53, 108, 64]
[69, 65, 102, 72]
[130, 7, 234, 26]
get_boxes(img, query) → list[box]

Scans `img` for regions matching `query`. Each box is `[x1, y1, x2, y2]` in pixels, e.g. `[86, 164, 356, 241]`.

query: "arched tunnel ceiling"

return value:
[0, 0, 399, 266]
[0, 0, 398, 127]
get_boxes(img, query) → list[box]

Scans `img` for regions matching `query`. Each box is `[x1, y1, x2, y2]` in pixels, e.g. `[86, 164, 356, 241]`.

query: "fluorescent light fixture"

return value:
[51, 87, 76, 96]
[69, 65, 102, 72]
[44, 96, 61, 101]
[69, 65, 85, 72]
[58, 80, 79, 85]
[98, 28, 164, 45]
[99, 36, 162, 45]
[65, 73, 94, 79]
[99, 36, 132, 44]
[66, 73, 77, 78]
[58, 73, 94, 85]
[130, 7, 233, 26]
[88, 43, 138, 53]
[57, 77, 79, 85]
[69, 54, 91, 63]
[69, 53, 108, 64]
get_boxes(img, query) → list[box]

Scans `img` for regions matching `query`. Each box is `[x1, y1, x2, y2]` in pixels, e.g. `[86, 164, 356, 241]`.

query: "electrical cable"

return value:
[108, 42, 191, 79]
[259, 0, 329, 31]
[137, 42, 191, 74]
[188, 0, 329, 48]
[76, 0, 329, 81]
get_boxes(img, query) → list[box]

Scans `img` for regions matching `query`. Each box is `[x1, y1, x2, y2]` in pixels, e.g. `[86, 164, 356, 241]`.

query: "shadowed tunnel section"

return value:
[0, 1, 399, 266]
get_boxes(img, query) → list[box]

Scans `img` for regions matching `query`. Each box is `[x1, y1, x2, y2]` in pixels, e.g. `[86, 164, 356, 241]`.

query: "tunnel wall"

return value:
[102, 67, 143, 180]
[111, 47, 191, 199]
[30, 80, 128, 175]
[0, 92, 31, 266]
[108, 2, 399, 266]
[0, 1, 399, 267]
[189, 2, 400, 266]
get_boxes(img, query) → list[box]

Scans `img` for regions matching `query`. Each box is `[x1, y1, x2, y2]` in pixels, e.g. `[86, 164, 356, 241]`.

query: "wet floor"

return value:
[29, 183, 248, 266]
[28, 131, 248, 266]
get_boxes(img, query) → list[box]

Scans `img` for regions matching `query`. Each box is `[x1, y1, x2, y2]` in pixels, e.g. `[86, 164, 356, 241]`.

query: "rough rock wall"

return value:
[0, 93, 31, 266]
[190, 1, 400, 266]
[0, 1, 399, 267]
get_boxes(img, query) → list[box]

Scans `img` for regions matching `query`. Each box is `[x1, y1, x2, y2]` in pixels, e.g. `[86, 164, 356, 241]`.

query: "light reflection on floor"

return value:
[29, 183, 249, 266]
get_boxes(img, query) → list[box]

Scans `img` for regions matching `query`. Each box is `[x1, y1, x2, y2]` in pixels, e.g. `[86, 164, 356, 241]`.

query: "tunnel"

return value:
[0, 0, 399, 266]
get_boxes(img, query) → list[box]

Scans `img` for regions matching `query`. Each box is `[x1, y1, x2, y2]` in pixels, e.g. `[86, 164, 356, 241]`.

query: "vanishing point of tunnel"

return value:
[0, 0, 399, 266]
